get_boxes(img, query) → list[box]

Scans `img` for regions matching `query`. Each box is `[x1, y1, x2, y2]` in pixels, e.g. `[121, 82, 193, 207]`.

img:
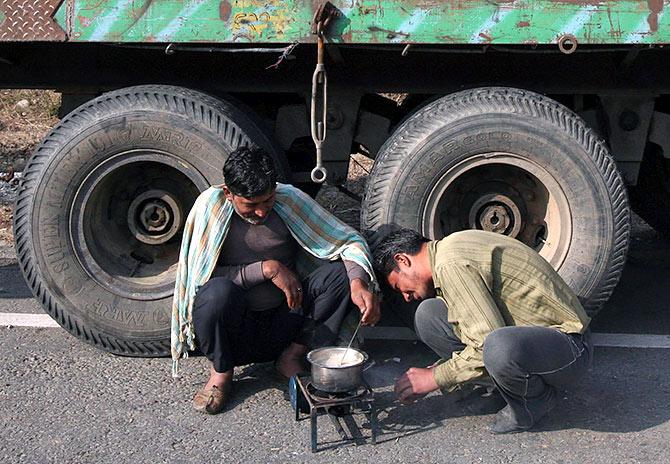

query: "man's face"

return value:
[387, 265, 435, 303]
[224, 188, 276, 225]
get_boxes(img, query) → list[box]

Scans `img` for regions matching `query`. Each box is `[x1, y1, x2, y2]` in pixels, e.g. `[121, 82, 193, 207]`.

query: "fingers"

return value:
[354, 289, 378, 325]
[294, 286, 303, 309]
[361, 294, 381, 326]
[285, 286, 303, 310]
[284, 288, 296, 309]
[271, 265, 303, 309]
[394, 375, 415, 403]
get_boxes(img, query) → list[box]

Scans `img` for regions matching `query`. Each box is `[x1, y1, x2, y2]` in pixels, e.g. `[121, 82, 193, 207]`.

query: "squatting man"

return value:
[171, 146, 380, 414]
[372, 228, 592, 434]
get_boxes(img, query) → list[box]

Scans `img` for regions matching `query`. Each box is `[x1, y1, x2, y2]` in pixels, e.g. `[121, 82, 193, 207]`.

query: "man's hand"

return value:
[350, 278, 380, 326]
[263, 260, 303, 309]
[394, 367, 439, 404]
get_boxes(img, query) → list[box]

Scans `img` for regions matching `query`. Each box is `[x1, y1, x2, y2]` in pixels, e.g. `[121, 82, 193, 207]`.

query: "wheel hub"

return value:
[424, 153, 572, 269]
[128, 190, 182, 244]
[70, 150, 207, 300]
[469, 193, 523, 237]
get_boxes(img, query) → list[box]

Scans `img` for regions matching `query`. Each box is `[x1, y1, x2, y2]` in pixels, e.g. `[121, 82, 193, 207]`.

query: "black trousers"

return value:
[415, 298, 592, 425]
[192, 262, 352, 373]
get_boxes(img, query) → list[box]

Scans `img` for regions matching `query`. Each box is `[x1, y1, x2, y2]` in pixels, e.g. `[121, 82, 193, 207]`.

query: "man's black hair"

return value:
[372, 228, 430, 277]
[223, 146, 277, 198]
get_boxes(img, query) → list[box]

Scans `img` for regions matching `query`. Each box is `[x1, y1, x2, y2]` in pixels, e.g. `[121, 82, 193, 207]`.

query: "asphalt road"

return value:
[1, 216, 670, 463]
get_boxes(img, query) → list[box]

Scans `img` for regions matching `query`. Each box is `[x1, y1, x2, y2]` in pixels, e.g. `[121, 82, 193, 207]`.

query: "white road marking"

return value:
[3, 313, 670, 348]
[0, 313, 59, 328]
[362, 326, 670, 349]
[590, 333, 670, 349]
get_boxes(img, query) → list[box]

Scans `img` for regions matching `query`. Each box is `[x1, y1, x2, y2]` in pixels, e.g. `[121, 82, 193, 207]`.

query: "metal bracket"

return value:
[309, 2, 340, 183]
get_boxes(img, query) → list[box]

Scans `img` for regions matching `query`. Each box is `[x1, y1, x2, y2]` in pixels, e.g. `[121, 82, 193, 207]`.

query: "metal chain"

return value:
[310, 23, 328, 183]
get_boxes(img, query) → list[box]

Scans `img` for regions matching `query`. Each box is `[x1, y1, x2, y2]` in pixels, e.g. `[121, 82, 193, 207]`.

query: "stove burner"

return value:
[291, 376, 378, 452]
[305, 381, 369, 403]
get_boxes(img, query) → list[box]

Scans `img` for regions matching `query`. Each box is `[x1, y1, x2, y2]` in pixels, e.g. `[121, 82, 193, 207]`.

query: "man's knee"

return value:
[483, 327, 525, 376]
[324, 261, 348, 282]
[414, 298, 448, 342]
[312, 262, 349, 295]
[193, 278, 240, 323]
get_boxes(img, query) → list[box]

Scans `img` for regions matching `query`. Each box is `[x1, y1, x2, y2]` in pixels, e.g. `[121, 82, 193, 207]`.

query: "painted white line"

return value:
[590, 333, 670, 349]
[3, 313, 670, 348]
[363, 326, 670, 349]
[0, 313, 59, 328]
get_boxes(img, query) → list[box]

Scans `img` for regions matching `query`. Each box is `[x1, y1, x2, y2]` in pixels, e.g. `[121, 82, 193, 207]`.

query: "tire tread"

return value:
[14, 84, 281, 356]
[362, 87, 630, 316]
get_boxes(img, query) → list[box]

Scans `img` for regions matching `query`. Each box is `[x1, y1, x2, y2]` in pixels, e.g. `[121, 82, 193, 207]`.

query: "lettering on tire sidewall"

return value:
[31, 118, 219, 334]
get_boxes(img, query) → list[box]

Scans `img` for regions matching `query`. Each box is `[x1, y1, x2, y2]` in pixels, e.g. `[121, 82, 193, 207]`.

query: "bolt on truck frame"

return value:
[3, 0, 668, 355]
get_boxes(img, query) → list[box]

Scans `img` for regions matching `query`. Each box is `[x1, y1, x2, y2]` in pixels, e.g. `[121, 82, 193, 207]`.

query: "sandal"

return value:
[192, 384, 231, 414]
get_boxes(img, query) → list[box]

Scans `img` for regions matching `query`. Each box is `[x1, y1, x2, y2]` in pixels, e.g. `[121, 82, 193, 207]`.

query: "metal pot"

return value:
[307, 347, 369, 393]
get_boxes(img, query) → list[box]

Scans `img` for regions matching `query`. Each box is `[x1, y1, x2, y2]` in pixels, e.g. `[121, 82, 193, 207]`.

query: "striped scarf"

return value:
[171, 183, 376, 376]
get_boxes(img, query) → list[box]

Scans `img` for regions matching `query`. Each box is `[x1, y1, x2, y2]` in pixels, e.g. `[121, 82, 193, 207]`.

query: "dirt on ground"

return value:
[0, 90, 60, 244]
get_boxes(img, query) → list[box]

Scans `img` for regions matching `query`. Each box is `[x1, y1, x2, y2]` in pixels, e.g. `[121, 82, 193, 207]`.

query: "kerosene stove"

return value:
[289, 375, 378, 452]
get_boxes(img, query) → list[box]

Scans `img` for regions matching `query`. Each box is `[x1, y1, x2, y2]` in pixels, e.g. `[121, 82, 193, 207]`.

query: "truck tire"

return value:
[14, 85, 285, 356]
[362, 87, 630, 317]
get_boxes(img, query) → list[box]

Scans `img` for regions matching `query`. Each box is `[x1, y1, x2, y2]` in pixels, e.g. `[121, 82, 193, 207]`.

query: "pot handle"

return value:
[362, 359, 376, 372]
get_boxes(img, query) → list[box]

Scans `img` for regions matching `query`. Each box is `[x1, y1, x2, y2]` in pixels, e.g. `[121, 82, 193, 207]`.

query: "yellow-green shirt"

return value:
[428, 230, 590, 392]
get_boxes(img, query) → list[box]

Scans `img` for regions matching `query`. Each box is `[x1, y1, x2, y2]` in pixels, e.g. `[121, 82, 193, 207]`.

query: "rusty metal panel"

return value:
[3, 1, 670, 45]
[0, 0, 66, 41]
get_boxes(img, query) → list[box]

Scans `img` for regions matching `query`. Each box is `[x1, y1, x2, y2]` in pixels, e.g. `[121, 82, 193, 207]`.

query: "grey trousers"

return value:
[415, 298, 592, 426]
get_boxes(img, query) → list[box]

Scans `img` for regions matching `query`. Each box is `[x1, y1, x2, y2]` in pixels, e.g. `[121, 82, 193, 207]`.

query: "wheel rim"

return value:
[423, 152, 572, 268]
[70, 150, 209, 300]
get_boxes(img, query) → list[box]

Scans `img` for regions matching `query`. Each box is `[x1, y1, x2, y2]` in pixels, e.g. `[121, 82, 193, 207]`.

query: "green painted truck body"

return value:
[1, 1, 667, 45]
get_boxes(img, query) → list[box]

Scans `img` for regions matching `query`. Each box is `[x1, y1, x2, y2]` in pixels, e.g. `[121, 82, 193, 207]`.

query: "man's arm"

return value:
[396, 260, 505, 402]
[262, 259, 303, 309]
[210, 262, 265, 289]
[344, 261, 381, 325]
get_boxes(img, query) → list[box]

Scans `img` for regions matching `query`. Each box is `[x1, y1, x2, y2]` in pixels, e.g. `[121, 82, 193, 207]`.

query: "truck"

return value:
[3, 0, 667, 356]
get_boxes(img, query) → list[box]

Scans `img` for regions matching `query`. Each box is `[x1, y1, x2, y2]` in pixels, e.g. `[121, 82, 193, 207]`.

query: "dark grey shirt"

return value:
[211, 210, 368, 310]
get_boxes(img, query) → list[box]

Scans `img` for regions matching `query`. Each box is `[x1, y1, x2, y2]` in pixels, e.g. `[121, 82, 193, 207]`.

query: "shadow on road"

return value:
[0, 262, 32, 299]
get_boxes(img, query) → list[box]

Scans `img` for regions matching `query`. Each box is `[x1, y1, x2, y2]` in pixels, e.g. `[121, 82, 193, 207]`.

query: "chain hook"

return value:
[310, 19, 328, 183]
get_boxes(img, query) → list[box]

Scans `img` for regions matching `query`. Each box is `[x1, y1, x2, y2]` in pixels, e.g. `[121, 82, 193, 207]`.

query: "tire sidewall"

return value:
[18, 87, 285, 351]
[363, 90, 626, 312]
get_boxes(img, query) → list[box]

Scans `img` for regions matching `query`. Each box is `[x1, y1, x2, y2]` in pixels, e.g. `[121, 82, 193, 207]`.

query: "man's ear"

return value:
[393, 252, 411, 268]
[222, 186, 234, 201]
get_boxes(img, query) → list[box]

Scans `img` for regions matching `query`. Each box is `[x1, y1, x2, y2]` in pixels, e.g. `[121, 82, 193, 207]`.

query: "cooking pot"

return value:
[306, 346, 369, 393]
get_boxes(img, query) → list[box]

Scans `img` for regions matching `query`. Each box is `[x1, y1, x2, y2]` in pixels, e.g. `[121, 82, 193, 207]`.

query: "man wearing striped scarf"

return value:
[172, 146, 379, 414]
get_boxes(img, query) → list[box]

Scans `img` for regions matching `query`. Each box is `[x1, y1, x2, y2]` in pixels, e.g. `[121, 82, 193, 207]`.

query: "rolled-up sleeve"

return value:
[343, 260, 370, 285]
[210, 261, 266, 289]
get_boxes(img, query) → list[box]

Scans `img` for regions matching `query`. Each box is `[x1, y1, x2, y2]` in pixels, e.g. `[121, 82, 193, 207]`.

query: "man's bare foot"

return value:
[276, 343, 309, 378]
[193, 367, 233, 414]
[205, 366, 233, 391]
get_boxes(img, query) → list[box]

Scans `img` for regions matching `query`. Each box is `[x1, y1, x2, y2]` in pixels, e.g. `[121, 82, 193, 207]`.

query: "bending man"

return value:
[372, 228, 592, 433]
[172, 146, 379, 414]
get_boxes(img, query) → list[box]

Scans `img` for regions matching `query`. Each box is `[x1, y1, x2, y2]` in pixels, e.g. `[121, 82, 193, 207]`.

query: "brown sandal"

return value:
[192, 385, 231, 414]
